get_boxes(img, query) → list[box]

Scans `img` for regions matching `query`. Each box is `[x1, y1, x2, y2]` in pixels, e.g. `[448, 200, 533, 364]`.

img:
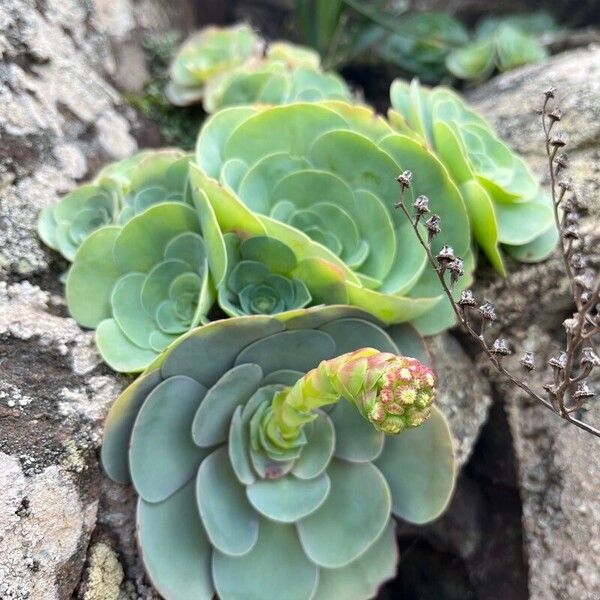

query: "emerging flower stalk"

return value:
[270, 349, 435, 440]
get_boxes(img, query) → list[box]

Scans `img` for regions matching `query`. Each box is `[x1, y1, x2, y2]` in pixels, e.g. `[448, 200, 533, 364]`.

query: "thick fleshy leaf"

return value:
[297, 460, 391, 568]
[196, 447, 259, 556]
[111, 273, 156, 348]
[213, 518, 318, 600]
[102, 369, 163, 483]
[137, 481, 214, 600]
[234, 329, 335, 374]
[319, 318, 396, 355]
[66, 227, 121, 328]
[375, 405, 455, 524]
[292, 411, 335, 479]
[161, 315, 284, 386]
[113, 203, 200, 273]
[193, 363, 264, 447]
[96, 319, 159, 373]
[225, 103, 346, 165]
[504, 223, 558, 263]
[312, 521, 398, 600]
[228, 405, 254, 485]
[329, 401, 384, 462]
[446, 38, 496, 80]
[385, 323, 430, 366]
[130, 375, 207, 503]
[247, 473, 330, 522]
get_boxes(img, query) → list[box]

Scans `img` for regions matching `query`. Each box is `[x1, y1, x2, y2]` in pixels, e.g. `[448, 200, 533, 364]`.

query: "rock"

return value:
[468, 47, 600, 600]
[428, 334, 492, 469]
[0, 0, 187, 597]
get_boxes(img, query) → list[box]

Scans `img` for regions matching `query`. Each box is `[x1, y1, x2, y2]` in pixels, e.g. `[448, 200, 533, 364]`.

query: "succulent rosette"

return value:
[101, 306, 455, 600]
[389, 79, 556, 273]
[202, 42, 351, 113]
[38, 150, 192, 261]
[166, 24, 263, 106]
[193, 101, 474, 335]
[66, 202, 213, 372]
[218, 234, 312, 316]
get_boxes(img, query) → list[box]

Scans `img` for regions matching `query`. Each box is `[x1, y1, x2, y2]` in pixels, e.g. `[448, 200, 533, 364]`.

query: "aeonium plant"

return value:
[166, 23, 263, 106]
[38, 149, 193, 261]
[66, 202, 213, 372]
[102, 306, 455, 600]
[193, 100, 475, 335]
[389, 79, 555, 274]
[202, 40, 352, 114]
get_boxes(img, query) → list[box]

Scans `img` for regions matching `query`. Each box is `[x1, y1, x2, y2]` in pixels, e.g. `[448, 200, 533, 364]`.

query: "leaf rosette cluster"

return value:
[102, 306, 455, 600]
[38, 150, 193, 261]
[167, 25, 351, 111]
[389, 79, 556, 273]
[66, 202, 213, 372]
[193, 100, 474, 334]
[219, 234, 312, 317]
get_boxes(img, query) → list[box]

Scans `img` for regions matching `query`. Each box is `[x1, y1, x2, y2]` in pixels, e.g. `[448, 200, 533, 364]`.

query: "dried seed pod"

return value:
[458, 290, 477, 309]
[413, 195, 430, 216]
[396, 170, 413, 191]
[574, 381, 594, 400]
[548, 352, 567, 371]
[478, 301, 497, 322]
[448, 258, 464, 287]
[491, 338, 511, 356]
[550, 135, 566, 148]
[425, 214, 441, 244]
[548, 108, 562, 122]
[520, 351, 535, 371]
[581, 347, 600, 368]
[563, 224, 579, 240]
[436, 245, 455, 266]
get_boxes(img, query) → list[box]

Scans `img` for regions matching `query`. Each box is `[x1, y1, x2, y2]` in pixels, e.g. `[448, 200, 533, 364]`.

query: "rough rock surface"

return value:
[468, 46, 600, 600]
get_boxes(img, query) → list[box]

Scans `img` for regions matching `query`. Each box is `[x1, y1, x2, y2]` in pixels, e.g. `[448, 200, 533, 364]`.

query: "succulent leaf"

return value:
[103, 307, 456, 600]
[137, 480, 214, 600]
[375, 405, 455, 524]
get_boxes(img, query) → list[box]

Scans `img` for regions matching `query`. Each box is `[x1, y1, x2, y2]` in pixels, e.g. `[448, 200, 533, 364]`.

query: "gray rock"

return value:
[428, 334, 492, 469]
[468, 47, 600, 600]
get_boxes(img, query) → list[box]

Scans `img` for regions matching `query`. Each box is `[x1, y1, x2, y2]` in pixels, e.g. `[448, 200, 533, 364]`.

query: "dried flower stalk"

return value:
[395, 88, 600, 437]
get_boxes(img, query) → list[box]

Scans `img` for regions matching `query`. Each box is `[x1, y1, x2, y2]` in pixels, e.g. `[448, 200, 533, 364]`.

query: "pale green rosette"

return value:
[66, 202, 213, 372]
[101, 306, 456, 600]
[38, 149, 193, 261]
[166, 24, 263, 106]
[389, 79, 556, 273]
[193, 100, 475, 335]
[202, 41, 351, 113]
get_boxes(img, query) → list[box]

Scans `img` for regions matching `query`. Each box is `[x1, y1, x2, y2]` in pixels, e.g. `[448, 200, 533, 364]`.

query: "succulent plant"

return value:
[166, 24, 263, 106]
[389, 79, 556, 273]
[446, 13, 552, 82]
[166, 28, 352, 114]
[193, 100, 475, 334]
[202, 57, 351, 114]
[218, 233, 312, 317]
[66, 201, 213, 372]
[102, 306, 455, 600]
[375, 12, 470, 83]
[38, 150, 193, 261]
